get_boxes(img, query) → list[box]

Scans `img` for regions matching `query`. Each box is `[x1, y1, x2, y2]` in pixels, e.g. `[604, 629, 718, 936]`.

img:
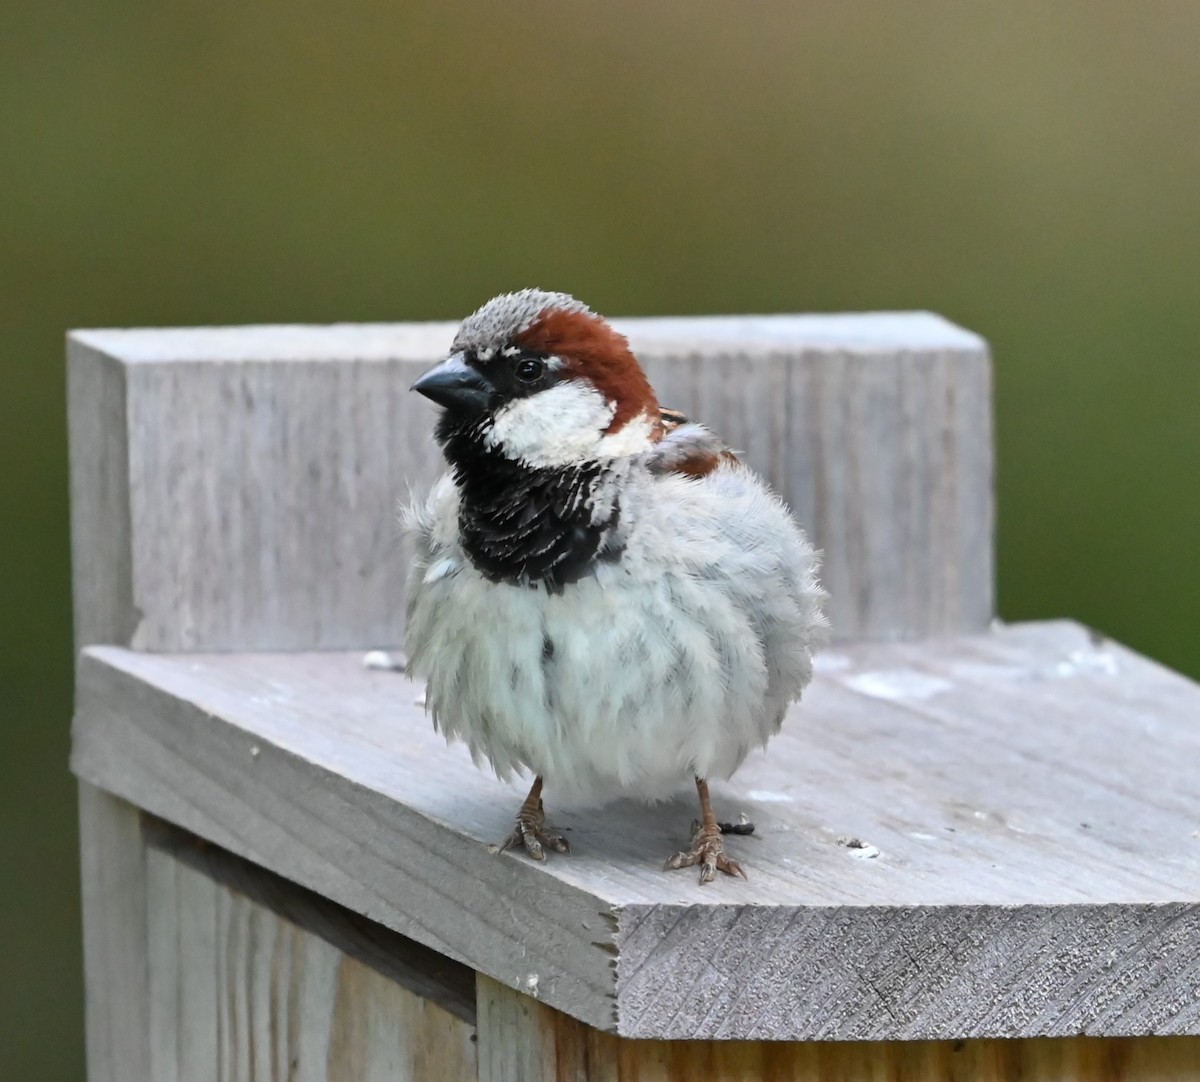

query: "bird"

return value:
[404, 289, 827, 883]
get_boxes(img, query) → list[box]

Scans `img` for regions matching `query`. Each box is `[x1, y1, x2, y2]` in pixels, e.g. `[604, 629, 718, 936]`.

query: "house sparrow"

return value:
[404, 290, 827, 882]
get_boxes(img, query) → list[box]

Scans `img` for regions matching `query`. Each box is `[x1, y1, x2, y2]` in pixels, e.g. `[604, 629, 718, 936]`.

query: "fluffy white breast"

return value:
[404, 457, 827, 804]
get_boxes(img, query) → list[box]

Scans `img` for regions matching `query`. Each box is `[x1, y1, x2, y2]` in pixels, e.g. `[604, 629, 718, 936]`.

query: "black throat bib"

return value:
[437, 415, 622, 590]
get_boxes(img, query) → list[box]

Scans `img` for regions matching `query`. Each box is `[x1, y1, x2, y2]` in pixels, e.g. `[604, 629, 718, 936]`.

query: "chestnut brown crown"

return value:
[413, 290, 659, 438]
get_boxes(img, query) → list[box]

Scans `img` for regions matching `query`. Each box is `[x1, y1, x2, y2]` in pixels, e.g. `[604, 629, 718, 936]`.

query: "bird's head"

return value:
[412, 289, 660, 469]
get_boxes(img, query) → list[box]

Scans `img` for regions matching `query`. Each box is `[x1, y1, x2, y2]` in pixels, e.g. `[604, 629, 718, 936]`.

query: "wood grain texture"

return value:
[142, 813, 476, 1025]
[68, 312, 990, 650]
[477, 973, 615, 1082]
[143, 832, 477, 1082]
[68, 345, 137, 652]
[68, 331, 442, 654]
[71, 652, 624, 1031]
[78, 783, 152, 1082]
[478, 975, 1200, 1081]
[71, 621, 1200, 1041]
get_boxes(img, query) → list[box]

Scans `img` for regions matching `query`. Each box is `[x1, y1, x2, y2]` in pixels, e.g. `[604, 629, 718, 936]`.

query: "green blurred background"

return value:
[2, 2, 1197, 1076]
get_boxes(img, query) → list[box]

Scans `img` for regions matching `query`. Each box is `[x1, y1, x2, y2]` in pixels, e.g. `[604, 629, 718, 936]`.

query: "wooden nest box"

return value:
[69, 314, 1200, 1080]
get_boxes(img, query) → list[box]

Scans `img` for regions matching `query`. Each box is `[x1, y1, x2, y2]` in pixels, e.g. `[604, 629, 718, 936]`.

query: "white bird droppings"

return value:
[837, 836, 881, 859]
[1053, 649, 1119, 678]
[845, 669, 952, 701]
[746, 789, 794, 803]
[363, 650, 406, 672]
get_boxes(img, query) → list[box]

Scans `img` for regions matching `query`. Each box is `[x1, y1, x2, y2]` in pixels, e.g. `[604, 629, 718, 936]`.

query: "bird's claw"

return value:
[664, 824, 747, 884]
[496, 803, 570, 862]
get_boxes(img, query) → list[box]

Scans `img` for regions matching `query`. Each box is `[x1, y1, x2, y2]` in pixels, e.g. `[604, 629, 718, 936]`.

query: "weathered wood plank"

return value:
[477, 973, 619, 1082]
[68, 312, 990, 650]
[67, 348, 137, 652]
[78, 787, 478, 1081]
[477, 975, 1200, 1081]
[71, 646, 623, 1032]
[142, 814, 476, 1025]
[70, 621, 1200, 1040]
[78, 783, 152, 1082]
[143, 827, 477, 1081]
[67, 332, 442, 654]
[477, 973, 560, 1082]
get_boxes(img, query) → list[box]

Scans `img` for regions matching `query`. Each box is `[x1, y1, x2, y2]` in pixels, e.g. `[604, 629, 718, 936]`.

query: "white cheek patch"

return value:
[485, 381, 617, 468]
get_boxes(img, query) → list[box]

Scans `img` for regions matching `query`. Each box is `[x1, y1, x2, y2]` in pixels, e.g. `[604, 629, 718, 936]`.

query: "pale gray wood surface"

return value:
[68, 312, 990, 651]
[78, 784, 153, 1082]
[71, 621, 1200, 1041]
[143, 824, 477, 1081]
[68, 350, 138, 652]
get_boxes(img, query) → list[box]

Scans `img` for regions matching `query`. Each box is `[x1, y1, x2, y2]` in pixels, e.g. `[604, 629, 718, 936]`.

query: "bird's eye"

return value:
[515, 357, 545, 382]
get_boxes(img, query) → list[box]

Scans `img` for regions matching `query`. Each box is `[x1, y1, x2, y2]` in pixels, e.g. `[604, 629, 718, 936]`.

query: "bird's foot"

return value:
[664, 822, 747, 884]
[496, 801, 570, 862]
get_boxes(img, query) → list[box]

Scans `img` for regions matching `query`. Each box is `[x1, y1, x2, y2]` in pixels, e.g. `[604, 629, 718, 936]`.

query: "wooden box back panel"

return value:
[68, 313, 991, 652]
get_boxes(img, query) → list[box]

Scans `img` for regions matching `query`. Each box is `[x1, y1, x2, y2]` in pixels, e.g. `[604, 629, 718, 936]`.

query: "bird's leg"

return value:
[497, 776, 570, 861]
[664, 777, 748, 883]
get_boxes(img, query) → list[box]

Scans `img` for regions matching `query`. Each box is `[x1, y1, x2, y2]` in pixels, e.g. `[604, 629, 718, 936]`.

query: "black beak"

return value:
[411, 353, 495, 412]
